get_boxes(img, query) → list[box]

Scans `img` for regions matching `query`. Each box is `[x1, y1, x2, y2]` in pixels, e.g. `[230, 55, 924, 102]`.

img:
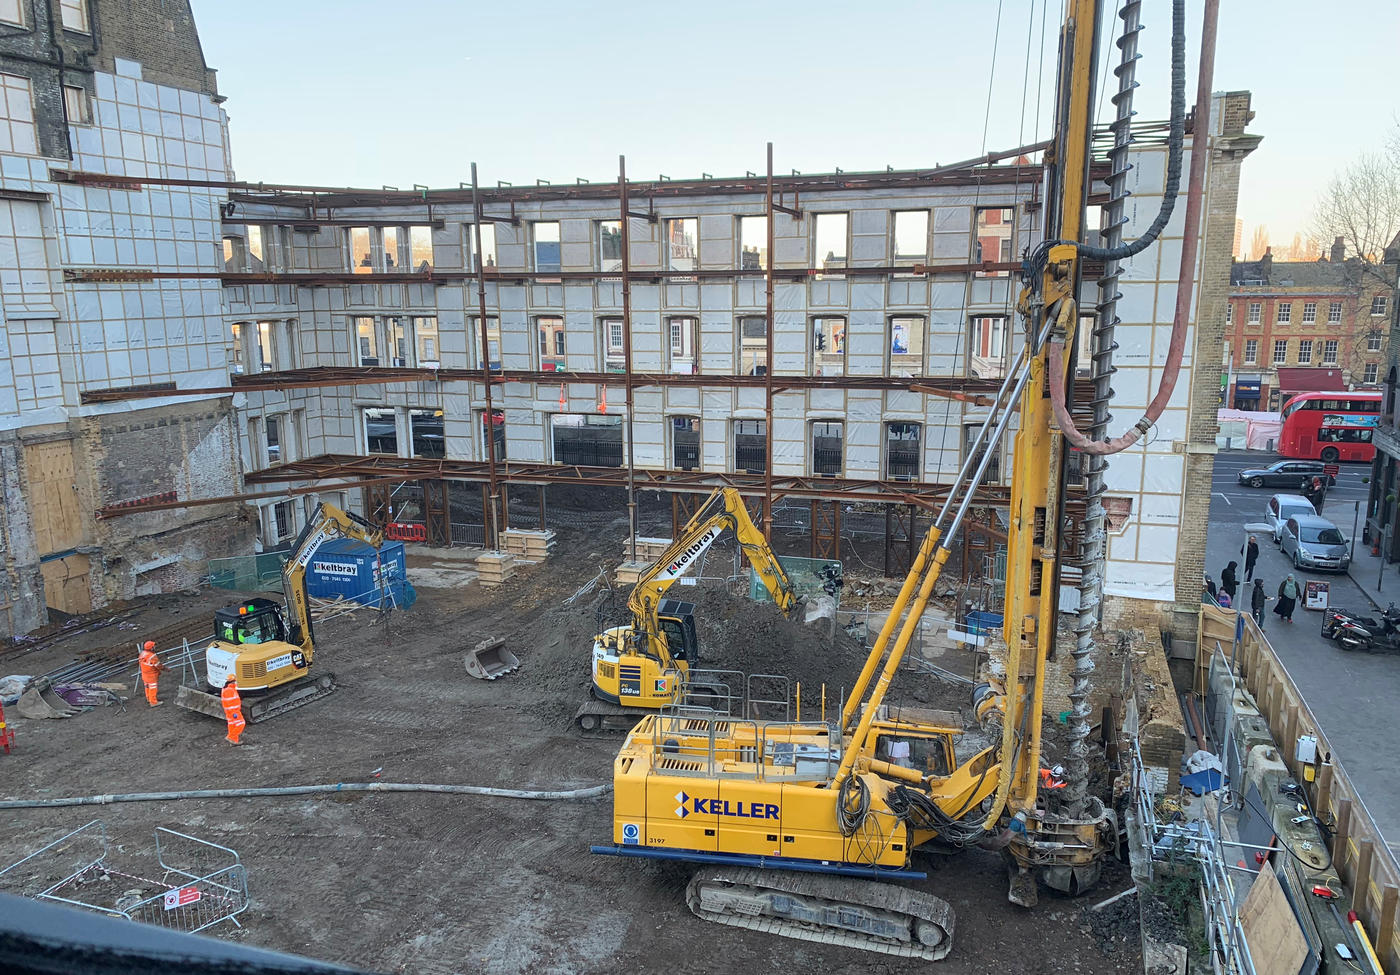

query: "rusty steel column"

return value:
[470, 162, 501, 551]
[763, 142, 776, 540]
[620, 155, 638, 563]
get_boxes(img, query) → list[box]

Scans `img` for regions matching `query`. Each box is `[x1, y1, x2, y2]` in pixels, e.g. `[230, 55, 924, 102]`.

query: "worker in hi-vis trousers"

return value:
[138, 640, 166, 707]
[221, 676, 245, 746]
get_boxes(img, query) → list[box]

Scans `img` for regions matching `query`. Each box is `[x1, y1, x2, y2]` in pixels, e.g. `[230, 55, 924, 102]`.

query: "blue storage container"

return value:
[966, 610, 1004, 636]
[304, 538, 409, 608]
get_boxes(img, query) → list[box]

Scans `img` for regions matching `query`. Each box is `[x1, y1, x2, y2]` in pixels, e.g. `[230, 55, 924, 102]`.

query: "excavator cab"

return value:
[656, 598, 698, 663]
[213, 599, 287, 647]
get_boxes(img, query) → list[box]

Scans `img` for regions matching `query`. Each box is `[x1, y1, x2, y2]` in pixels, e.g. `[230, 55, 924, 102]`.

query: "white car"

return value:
[1264, 493, 1317, 544]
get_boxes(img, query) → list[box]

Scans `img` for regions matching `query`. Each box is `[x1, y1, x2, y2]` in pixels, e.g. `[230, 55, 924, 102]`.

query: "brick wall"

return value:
[82, 399, 251, 605]
[1173, 92, 1261, 638]
[91, 0, 218, 96]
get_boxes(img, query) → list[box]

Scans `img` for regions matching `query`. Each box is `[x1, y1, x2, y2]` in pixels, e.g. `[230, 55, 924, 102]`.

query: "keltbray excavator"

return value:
[176, 503, 385, 723]
[592, 0, 1199, 958]
[574, 487, 800, 732]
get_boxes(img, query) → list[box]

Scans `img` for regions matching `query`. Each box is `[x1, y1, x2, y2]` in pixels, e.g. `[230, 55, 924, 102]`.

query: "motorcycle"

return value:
[1322, 606, 1382, 640]
[1333, 603, 1400, 653]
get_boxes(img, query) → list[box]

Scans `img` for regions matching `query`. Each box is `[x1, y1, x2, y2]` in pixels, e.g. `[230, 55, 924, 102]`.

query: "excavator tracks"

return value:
[686, 867, 955, 961]
[174, 674, 336, 724]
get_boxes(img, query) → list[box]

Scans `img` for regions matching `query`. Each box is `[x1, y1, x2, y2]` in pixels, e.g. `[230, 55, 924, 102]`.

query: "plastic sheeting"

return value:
[1217, 409, 1282, 452]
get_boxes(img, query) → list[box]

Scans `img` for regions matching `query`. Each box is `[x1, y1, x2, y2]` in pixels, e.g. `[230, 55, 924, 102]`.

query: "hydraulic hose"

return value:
[1048, 0, 1216, 456]
[0, 781, 611, 810]
[1030, 0, 1186, 270]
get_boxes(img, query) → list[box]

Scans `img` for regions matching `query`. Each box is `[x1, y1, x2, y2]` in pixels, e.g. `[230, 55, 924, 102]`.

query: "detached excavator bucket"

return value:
[14, 678, 80, 720]
[465, 637, 520, 680]
[174, 683, 225, 720]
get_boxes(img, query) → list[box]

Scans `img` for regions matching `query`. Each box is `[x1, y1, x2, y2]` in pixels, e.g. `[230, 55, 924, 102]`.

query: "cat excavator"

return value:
[574, 487, 804, 732]
[176, 502, 384, 723]
[593, 0, 1198, 959]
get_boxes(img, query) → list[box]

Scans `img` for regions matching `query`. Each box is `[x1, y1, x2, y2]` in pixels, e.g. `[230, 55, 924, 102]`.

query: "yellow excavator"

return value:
[593, 0, 1199, 957]
[176, 502, 384, 723]
[574, 487, 801, 732]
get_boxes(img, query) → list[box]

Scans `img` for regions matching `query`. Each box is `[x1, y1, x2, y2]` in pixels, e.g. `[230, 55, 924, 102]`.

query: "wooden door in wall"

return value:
[24, 439, 92, 615]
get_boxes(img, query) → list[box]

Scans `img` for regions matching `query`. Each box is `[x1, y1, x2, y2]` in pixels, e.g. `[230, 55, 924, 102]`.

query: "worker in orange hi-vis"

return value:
[1039, 766, 1067, 791]
[221, 676, 246, 746]
[138, 640, 166, 707]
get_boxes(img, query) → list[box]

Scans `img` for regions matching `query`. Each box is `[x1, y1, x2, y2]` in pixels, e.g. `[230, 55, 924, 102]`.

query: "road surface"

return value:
[1208, 451, 1397, 846]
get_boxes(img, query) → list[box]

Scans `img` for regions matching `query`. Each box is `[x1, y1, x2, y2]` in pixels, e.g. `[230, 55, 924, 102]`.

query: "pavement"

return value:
[1209, 450, 1399, 848]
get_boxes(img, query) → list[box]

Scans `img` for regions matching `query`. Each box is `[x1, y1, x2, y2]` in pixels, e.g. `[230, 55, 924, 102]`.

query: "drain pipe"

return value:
[0, 781, 611, 810]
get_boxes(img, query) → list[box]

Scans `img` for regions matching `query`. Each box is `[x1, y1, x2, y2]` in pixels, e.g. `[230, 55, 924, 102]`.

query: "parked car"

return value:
[1280, 514, 1350, 572]
[1264, 493, 1317, 543]
[1237, 460, 1337, 489]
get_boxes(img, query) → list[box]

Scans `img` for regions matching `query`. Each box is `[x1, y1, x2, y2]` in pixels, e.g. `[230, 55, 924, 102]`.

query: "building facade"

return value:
[0, 0, 248, 635]
[0, 1, 1256, 639]
[1224, 242, 1396, 412]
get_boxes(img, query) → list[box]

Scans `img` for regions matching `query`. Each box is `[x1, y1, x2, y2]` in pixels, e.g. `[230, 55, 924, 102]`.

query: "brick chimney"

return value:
[1260, 246, 1273, 278]
[1330, 236, 1346, 262]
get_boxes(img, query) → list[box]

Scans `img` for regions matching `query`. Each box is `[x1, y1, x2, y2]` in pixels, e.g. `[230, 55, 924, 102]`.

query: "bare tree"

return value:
[1313, 132, 1400, 266]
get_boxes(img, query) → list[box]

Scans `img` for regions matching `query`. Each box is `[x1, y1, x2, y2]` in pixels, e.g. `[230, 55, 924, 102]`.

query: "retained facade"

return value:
[0, 1, 1256, 640]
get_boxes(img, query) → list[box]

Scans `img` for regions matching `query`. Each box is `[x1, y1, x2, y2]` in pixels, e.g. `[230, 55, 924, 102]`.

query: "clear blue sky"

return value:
[189, 0, 1394, 247]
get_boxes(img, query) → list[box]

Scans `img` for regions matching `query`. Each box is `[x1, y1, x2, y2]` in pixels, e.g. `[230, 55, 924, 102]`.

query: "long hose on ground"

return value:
[0, 782, 611, 810]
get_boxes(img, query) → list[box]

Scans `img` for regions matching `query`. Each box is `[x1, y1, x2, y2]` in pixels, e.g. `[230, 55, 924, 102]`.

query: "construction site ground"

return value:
[0, 511, 1140, 975]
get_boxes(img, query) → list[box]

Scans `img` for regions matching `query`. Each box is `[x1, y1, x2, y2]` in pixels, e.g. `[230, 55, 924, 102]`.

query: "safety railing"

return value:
[646, 711, 841, 783]
[0, 821, 248, 934]
[1129, 736, 1260, 975]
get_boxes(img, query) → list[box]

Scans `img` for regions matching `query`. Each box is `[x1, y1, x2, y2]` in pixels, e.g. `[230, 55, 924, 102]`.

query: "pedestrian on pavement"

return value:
[1204, 573, 1217, 602]
[138, 640, 166, 708]
[1250, 578, 1268, 629]
[1221, 560, 1239, 601]
[1311, 476, 1326, 512]
[221, 676, 246, 746]
[1243, 536, 1259, 582]
[1274, 574, 1299, 623]
[1218, 589, 1232, 608]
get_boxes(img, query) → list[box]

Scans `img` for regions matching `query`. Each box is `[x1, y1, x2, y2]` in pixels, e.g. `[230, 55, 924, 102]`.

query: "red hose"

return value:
[1048, 0, 1219, 456]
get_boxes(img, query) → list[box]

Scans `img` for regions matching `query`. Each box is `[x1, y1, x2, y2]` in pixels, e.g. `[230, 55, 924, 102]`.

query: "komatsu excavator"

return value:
[575, 487, 800, 732]
[176, 502, 384, 723]
[593, 0, 1199, 959]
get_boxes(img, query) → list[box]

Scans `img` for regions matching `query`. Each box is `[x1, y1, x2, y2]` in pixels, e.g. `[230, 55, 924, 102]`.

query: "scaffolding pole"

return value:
[620, 155, 638, 563]
[470, 162, 501, 550]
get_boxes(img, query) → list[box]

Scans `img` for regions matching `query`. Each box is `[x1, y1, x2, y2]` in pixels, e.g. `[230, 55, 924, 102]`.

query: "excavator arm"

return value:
[282, 502, 385, 656]
[626, 488, 795, 668]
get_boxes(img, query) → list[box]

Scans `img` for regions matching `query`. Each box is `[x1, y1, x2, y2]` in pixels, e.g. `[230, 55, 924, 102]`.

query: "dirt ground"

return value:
[0, 517, 1140, 975]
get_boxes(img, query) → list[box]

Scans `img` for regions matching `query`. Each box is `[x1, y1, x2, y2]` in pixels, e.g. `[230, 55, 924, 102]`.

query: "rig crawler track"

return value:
[686, 867, 955, 961]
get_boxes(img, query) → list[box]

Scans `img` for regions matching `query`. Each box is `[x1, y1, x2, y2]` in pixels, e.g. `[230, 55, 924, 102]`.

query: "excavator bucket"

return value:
[465, 637, 520, 680]
[14, 678, 80, 720]
[175, 683, 226, 720]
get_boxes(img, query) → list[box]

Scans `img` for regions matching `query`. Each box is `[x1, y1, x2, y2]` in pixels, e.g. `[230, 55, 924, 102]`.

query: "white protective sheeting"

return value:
[1216, 409, 1282, 451]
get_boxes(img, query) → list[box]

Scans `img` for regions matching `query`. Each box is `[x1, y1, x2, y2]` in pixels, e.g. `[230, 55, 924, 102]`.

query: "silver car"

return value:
[1280, 514, 1350, 572]
[1265, 493, 1317, 544]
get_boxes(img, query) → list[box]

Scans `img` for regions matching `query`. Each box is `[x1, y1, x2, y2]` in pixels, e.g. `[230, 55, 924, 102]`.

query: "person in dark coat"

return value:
[1243, 535, 1259, 582]
[1250, 578, 1268, 629]
[1220, 561, 1239, 601]
[1204, 573, 1217, 602]
[1274, 574, 1299, 623]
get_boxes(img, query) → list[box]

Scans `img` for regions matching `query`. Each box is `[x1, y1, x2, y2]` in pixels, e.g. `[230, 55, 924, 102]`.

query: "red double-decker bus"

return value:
[1278, 391, 1381, 462]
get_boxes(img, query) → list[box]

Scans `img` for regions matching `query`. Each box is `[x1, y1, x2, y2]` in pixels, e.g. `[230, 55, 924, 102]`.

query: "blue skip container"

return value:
[966, 611, 1004, 636]
[304, 538, 411, 608]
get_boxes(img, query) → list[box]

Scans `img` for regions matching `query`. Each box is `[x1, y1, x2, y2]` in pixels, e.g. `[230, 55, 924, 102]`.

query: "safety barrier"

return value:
[0, 820, 248, 934]
[1198, 603, 1400, 972]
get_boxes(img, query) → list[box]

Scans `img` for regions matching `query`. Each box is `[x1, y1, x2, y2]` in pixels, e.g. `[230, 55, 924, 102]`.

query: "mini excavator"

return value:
[176, 503, 384, 723]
